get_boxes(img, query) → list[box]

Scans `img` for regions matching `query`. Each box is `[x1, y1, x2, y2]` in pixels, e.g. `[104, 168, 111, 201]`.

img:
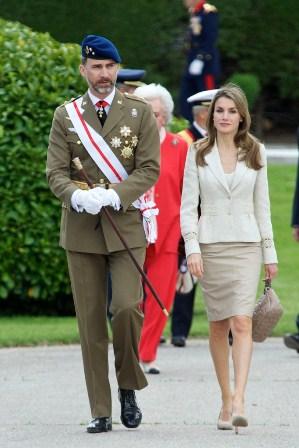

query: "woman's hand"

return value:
[187, 253, 204, 278]
[292, 227, 299, 242]
[264, 263, 278, 280]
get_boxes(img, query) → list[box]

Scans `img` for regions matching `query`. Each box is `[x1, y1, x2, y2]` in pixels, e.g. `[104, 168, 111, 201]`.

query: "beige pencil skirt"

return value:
[199, 242, 262, 322]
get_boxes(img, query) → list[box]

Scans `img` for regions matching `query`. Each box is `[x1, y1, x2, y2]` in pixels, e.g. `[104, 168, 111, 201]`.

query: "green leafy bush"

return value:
[0, 19, 85, 300]
[226, 73, 261, 110]
[168, 116, 189, 134]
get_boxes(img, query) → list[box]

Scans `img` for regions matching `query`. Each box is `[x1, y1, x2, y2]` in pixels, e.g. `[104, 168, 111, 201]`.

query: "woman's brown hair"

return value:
[195, 83, 263, 170]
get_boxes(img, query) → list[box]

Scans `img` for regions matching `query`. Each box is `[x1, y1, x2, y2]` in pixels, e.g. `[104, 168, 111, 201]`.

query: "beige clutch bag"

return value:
[252, 279, 283, 342]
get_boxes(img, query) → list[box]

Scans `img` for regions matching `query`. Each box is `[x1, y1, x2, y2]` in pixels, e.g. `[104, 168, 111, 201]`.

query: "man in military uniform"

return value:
[47, 35, 160, 433]
[178, 88, 218, 145]
[180, 0, 220, 122]
[172, 89, 217, 347]
[117, 68, 146, 94]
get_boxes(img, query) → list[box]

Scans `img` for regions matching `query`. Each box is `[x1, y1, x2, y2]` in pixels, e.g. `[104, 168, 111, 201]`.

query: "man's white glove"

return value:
[71, 189, 103, 214]
[90, 187, 121, 211]
[189, 59, 204, 75]
[71, 188, 121, 214]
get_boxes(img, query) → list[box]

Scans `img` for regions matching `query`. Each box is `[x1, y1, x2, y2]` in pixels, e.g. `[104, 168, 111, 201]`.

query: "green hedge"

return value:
[0, 19, 85, 300]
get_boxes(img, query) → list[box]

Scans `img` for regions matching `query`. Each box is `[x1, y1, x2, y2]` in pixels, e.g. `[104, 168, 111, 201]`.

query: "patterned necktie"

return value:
[96, 100, 108, 126]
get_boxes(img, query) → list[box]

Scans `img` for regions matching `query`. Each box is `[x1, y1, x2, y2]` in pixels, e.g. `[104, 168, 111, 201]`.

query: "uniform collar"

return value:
[193, 121, 207, 137]
[88, 88, 116, 108]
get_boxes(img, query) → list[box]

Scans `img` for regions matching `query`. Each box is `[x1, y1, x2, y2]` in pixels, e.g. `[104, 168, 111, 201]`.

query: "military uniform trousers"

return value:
[67, 247, 148, 418]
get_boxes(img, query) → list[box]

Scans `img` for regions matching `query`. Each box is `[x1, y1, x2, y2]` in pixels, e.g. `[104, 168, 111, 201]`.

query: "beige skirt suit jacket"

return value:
[180, 142, 278, 321]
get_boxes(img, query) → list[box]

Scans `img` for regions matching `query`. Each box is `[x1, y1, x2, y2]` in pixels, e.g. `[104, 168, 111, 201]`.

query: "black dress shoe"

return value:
[87, 417, 112, 433]
[160, 336, 167, 344]
[283, 333, 299, 352]
[171, 336, 186, 347]
[118, 389, 142, 428]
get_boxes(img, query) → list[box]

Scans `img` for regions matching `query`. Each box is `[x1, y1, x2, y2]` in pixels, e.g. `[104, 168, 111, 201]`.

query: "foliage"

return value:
[0, 0, 187, 98]
[1, 0, 299, 109]
[0, 19, 85, 300]
[168, 116, 189, 134]
[215, 0, 299, 100]
[226, 73, 261, 110]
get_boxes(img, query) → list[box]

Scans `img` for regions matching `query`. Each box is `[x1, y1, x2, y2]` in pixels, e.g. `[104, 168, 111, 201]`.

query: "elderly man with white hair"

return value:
[134, 83, 188, 374]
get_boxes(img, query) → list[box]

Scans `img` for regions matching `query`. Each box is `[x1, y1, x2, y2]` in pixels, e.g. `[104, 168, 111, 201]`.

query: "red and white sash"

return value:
[65, 96, 158, 243]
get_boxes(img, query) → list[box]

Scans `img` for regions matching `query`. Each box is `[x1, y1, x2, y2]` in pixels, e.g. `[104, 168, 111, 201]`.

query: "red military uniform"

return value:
[139, 131, 188, 363]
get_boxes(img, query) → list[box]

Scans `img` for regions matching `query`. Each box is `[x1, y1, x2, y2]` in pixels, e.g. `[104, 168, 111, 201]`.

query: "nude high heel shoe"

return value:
[232, 414, 248, 434]
[217, 409, 233, 430]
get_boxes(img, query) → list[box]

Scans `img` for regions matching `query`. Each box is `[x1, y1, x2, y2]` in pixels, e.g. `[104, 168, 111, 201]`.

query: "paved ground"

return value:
[0, 339, 298, 448]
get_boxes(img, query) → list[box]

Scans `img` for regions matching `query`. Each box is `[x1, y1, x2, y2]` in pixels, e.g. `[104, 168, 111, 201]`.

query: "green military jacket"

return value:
[47, 89, 160, 253]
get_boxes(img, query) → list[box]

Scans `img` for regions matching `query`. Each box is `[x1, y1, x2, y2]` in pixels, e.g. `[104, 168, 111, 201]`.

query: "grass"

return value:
[0, 316, 79, 347]
[0, 164, 298, 347]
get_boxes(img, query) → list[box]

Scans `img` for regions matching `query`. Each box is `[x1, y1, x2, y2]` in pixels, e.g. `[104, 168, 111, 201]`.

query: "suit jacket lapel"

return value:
[101, 90, 125, 138]
[230, 158, 248, 191]
[80, 92, 102, 134]
[205, 143, 230, 194]
[80, 90, 125, 139]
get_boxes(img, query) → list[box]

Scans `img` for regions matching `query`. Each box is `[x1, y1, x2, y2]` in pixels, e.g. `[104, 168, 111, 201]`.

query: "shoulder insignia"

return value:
[62, 95, 82, 106]
[203, 3, 217, 13]
[123, 92, 147, 104]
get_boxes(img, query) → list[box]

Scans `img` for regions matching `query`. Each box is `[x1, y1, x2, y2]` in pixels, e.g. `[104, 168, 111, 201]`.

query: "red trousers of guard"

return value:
[139, 248, 178, 363]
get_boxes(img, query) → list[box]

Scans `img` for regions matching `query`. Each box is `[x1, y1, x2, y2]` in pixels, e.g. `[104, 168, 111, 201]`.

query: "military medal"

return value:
[121, 146, 133, 159]
[110, 136, 122, 148]
[120, 125, 132, 137]
[131, 135, 138, 146]
[98, 105, 104, 118]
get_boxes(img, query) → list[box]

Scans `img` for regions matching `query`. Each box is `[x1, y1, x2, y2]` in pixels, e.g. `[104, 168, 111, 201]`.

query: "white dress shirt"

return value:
[88, 88, 115, 113]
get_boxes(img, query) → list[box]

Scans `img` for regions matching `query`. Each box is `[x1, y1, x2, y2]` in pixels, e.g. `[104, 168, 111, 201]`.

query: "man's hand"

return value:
[90, 188, 121, 210]
[72, 189, 103, 215]
[189, 59, 204, 75]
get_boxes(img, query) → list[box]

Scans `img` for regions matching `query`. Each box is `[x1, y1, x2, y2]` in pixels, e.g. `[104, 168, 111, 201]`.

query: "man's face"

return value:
[195, 106, 209, 129]
[80, 58, 119, 96]
[183, 0, 197, 9]
[148, 98, 167, 132]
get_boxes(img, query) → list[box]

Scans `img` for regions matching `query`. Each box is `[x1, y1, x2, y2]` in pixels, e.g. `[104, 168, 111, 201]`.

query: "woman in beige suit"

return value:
[180, 84, 278, 433]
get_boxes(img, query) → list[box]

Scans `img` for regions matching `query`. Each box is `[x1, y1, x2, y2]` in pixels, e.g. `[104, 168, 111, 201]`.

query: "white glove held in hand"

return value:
[71, 189, 103, 215]
[189, 59, 204, 75]
[90, 187, 121, 211]
[71, 188, 121, 213]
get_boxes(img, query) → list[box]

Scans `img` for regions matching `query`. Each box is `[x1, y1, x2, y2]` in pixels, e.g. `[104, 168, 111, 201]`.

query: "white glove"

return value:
[90, 187, 121, 211]
[71, 189, 103, 215]
[189, 59, 204, 75]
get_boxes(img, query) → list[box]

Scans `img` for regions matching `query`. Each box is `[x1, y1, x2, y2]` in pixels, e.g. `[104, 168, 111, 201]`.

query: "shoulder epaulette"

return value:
[63, 95, 82, 106]
[123, 92, 147, 104]
[203, 3, 217, 13]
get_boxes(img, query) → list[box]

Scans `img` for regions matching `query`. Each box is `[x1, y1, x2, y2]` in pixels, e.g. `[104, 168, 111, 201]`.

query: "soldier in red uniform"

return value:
[180, 0, 220, 122]
[134, 83, 188, 374]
